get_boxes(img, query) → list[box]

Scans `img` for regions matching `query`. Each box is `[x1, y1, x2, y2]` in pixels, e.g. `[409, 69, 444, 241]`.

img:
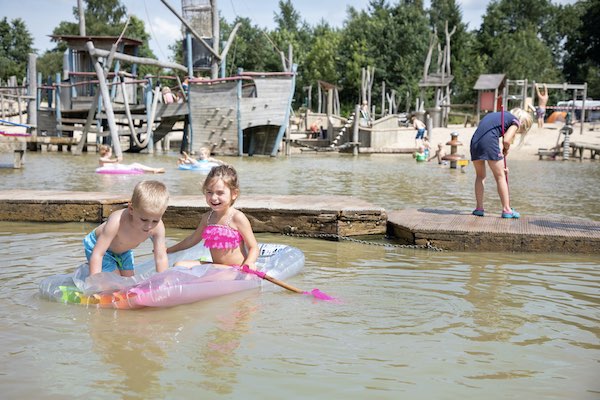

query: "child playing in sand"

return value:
[99, 145, 165, 173]
[167, 164, 259, 270]
[470, 108, 532, 219]
[177, 147, 224, 166]
[84, 180, 170, 276]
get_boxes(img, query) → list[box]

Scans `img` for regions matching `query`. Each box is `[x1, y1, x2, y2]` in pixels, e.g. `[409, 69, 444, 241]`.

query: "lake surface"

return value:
[1, 150, 599, 399]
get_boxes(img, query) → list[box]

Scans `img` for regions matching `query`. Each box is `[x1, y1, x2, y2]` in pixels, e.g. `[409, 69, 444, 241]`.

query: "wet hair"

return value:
[202, 164, 240, 204]
[130, 180, 170, 214]
[198, 147, 210, 160]
[99, 145, 112, 157]
[510, 107, 534, 146]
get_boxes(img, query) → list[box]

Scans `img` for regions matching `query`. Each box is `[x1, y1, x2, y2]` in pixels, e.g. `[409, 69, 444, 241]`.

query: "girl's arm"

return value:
[151, 221, 169, 273]
[502, 125, 518, 156]
[99, 156, 119, 164]
[234, 211, 259, 269]
[166, 214, 208, 254]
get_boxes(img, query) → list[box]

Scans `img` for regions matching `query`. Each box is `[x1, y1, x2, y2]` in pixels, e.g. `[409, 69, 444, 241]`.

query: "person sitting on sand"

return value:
[99, 145, 165, 173]
[178, 147, 224, 166]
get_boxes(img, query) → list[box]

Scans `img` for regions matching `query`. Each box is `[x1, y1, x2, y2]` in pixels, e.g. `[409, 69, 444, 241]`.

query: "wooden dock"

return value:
[1, 190, 599, 253]
[0, 190, 387, 237]
[388, 208, 600, 253]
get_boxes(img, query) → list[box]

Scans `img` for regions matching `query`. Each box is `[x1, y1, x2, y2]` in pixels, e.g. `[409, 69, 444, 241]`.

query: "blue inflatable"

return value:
[178, 160, 219, 172]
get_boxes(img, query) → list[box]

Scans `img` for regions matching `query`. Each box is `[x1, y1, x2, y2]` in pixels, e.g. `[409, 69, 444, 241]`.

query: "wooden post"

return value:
[352, 104, 360, 156]
[77, 0, 86, 36]
[27, 54, 37, 137]
[211, 0, 219, 79]
[85, 41, 123, 159]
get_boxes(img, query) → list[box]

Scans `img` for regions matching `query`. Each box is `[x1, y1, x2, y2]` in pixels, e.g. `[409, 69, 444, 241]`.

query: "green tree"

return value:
[476, 0, 561, 83]
[0, 17, 34, 82]
[563, 0, 600, 97]
[47, 0, 156, 77]
[428, 0, 481, 103]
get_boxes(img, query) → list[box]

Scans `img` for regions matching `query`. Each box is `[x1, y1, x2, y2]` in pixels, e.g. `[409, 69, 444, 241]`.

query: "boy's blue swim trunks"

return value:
[83, 230, 134, 272]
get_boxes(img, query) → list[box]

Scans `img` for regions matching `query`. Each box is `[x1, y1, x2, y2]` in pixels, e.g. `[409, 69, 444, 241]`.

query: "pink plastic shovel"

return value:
[237, 265, 335, 301]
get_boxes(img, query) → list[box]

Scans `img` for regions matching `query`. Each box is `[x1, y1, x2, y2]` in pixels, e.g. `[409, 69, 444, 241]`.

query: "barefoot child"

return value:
[470, 108, 532, 218]
[84, 180, 170, 276]
[167, 164, 259, 270]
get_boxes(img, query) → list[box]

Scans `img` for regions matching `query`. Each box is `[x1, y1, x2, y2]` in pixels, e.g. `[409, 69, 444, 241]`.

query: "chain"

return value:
[282, 232, 444, 251]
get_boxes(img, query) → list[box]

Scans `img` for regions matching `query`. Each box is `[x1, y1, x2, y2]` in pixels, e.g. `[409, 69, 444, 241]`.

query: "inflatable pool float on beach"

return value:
[39, 243, 305, 309]
[178, 160, 219, 172]
[95, 165, 145, 175]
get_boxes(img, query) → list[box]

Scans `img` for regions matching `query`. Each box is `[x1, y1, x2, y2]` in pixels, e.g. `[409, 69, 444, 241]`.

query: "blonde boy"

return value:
[83, 180, 170, 276]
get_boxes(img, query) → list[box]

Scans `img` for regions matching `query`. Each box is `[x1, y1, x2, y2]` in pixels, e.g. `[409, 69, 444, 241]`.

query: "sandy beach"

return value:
[427, 121, 600, 161]
[2, 114, 599, 161]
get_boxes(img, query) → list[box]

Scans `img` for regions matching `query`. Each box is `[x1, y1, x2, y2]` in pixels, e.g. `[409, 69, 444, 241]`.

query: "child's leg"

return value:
[488, 159, 511, 212]
[472, 160, 486, 210]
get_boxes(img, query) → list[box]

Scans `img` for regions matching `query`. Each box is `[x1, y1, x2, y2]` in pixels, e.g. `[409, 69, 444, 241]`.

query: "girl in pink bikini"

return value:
[167, 164, 259, 270]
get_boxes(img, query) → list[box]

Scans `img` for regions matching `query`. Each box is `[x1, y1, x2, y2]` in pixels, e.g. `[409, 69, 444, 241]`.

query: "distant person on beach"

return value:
[470, 108, 532, 219]
[360, 101, 371, 127]
[167, 164, 259, 272]
[428, 142, 447, 164]
[411, 114, 427, 147]
[535, 83, 549, 128]
[177, 147, 224, 166]
[162, 86, 176, 104]
[99, 144, 165, 173]
[423, 136, 431, 158]
[413, 145, 427, 162]
[308, 118, 324, 139]
[84, 180, 170, 276]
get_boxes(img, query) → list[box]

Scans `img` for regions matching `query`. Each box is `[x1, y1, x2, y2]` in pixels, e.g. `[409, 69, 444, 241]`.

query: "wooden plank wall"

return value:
[189, 82, 239, 155]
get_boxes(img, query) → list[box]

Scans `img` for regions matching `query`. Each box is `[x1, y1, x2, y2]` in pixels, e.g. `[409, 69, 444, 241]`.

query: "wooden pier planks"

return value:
[0, 190, 387, 237]
[1, 190, 598, 253]
[388, 208, 600, 253]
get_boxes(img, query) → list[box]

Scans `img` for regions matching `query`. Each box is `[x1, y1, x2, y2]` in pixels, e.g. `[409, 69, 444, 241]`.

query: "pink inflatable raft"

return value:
[38, 243, 305, 309]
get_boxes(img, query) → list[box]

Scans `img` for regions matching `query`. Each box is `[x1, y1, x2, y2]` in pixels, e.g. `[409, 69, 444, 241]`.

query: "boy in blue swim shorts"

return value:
[84, 180, 170, 277]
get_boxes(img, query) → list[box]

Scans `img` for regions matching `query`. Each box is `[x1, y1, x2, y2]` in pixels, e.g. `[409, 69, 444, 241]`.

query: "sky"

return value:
[1, 0, 577, 63]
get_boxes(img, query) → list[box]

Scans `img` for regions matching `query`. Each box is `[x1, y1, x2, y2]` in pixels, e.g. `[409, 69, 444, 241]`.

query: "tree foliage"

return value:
[0, 17, 34, 82]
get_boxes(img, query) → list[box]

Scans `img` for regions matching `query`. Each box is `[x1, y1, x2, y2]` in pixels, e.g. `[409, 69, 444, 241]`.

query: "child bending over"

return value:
[84, 180, 170, 276]
[470, 108, 532, 219]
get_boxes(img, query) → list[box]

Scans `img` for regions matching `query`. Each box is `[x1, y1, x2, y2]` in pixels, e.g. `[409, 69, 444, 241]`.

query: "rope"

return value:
[282, 232, 444, 251]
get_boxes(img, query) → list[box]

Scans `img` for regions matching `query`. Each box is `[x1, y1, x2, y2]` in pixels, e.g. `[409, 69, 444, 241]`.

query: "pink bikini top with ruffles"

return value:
[202, 210, 242, 249]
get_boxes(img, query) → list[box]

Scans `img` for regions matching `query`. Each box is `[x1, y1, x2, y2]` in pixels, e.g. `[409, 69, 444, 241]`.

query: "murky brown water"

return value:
[1, 151, 599, 398]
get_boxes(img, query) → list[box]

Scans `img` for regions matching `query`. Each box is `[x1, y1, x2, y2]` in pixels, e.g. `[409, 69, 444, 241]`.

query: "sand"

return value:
[428, 121, 600, 161]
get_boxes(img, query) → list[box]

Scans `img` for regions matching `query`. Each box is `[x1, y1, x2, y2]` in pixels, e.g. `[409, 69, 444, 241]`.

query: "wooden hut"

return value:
[474, 74, 506, 123]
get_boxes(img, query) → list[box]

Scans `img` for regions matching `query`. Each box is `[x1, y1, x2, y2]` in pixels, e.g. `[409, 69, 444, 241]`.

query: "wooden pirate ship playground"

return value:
[1, 0, 296, 160]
